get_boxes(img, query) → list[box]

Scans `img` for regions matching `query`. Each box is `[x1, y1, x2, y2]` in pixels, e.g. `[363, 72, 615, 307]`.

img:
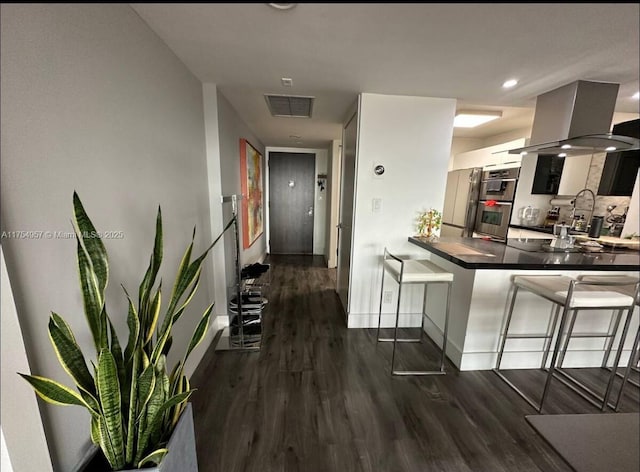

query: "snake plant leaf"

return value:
[78, 385, 101, 417]
[135, 391, 192, 464]
[90, 415, 100, 445]
[96, 349, 124, 468]
[123, 288, 140, 362]
[76, 239, 104, 350]
[19, 374, 85, 407]
[145, 285, 162, 345]
[138, 207, 163, 312]
[136, 364, 156, 421]
[138, 448, 168, 468]
[73, 192, 108, 292]
[108, 318, 127, 412]
[172, 271, 201, 325]
[125, 349, 140, 465]
[183, 303, 215, 363]
[48, 314, 95, 395]
[97, 414, 121, 470]
[50, 312, 77, 343]
[150, 316, 174, 365]
[162, 235, 195, 331]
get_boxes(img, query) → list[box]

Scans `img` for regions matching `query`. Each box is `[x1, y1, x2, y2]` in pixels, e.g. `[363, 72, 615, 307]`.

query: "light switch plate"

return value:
[372, 198, 382, 212]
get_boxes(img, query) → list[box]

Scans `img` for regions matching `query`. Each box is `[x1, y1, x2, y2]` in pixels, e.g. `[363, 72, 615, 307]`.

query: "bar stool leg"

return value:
[601, 309, 624, 369]
[540, 305, 573, 413]
[496, 285, 520, 370]
[615, 325, 640, 411]
[390, 274, 404, 375]
[376, 257, 386, 343]
[541, 304, 561, 369]
[440, 281, 452, 372]
[601, 308, 634, 411]
[557, 309, 579, 368]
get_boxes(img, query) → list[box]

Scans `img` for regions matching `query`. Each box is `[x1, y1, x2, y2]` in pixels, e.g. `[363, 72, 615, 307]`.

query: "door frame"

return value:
[336, 104, 360, 319]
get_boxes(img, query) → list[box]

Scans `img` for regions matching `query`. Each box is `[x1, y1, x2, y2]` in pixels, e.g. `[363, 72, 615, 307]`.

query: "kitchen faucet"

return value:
[572, 188, 595, 230]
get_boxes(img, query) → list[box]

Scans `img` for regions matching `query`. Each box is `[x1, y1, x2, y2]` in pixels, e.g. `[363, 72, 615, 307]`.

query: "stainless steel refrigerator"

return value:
[440, 167, 483, 237]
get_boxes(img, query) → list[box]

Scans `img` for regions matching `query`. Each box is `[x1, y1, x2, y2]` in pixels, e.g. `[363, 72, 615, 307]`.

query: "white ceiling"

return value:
[131, 3, 640, 149]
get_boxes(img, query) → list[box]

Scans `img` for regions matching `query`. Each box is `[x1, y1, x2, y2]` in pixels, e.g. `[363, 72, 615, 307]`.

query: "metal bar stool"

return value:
[493, 275, 638, 413]
[376, 248, 453, 376]
[576, 274, 640, 411]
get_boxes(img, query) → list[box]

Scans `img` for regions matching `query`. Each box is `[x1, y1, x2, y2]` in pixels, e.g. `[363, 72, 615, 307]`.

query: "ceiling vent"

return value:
[264, 94, 314, 118]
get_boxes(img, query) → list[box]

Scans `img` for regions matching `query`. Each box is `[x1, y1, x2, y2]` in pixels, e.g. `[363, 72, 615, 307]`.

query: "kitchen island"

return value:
[408, 235, 639, 371]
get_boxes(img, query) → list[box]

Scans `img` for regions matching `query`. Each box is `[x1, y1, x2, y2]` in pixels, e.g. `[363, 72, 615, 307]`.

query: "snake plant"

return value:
[19, 192, 217, 470]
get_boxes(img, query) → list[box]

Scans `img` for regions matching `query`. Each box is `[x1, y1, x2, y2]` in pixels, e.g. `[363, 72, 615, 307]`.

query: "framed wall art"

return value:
[239, 139, 264, 248]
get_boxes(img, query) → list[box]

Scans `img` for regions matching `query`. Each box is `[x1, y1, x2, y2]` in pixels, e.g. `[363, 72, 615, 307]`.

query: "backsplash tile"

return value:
[556, 153, 631, 228]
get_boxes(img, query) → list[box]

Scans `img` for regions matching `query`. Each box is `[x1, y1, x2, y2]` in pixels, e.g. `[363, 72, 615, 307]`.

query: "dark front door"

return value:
[269, 152, 315, 254]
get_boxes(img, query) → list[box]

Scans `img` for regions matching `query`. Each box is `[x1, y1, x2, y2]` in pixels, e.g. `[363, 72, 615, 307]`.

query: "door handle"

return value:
[308, 206, 314, 216]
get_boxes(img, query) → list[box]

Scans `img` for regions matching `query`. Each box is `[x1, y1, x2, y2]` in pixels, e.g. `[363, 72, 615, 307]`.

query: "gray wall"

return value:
[1, 4, 214, 470]
[214, 90, 267, 288]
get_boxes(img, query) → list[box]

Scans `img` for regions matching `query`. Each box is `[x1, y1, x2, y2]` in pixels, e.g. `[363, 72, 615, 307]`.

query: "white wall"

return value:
[348, 93, 457, 327]
[1, 247, 53, 472]
[325, 140, 342, 267]
[510, 153, 559, 224]
[264, 146, 330, 256]
[214, 90, 267, 289]
[200, 83, 232, 337]
[1, 4, 214, 469]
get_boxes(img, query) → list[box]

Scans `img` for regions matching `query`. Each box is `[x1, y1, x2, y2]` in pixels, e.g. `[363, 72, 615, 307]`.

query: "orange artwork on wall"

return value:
[240, 139, 264, 248]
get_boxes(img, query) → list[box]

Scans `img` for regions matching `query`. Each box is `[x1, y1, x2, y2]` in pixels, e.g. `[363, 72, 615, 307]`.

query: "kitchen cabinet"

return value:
[531, 154, 564, 194]
[531, 154, 590, 196]
[597, 150, 640, 196]
[452, 138, 526, 171]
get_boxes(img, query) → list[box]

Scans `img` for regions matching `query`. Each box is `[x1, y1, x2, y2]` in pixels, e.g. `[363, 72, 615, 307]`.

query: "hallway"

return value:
[190, 255, 637, 472]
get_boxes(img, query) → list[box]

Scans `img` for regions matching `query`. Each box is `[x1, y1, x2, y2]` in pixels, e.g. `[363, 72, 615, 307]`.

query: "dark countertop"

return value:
[408, 236, 640, 270]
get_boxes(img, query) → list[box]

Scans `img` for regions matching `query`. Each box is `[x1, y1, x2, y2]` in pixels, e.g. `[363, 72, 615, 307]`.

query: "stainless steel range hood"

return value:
[508, 80, 640, 155]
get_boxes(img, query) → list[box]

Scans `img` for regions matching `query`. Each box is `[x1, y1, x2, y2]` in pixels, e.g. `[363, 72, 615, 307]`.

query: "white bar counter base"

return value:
[409, 236, 640, 371]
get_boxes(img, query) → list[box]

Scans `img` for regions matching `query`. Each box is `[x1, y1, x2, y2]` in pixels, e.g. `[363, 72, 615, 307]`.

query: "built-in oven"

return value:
[475, 201, 513, 240]
[479, 168, 519, 201]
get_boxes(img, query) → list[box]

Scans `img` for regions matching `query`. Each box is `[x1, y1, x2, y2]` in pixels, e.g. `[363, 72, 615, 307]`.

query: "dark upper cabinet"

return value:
[597, 149, 639, 196]
[597, 119, 640, 196]
[531, 154, 565, 194]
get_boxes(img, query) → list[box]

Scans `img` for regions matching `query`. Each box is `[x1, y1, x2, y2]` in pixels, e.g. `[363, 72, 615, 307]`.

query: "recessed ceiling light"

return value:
[632, 91, 640, 100]
[289, 134, 301, 139]
[561, 144, 572, 149]
[453, 110, 502, 128]
[605, 146, 617, 152]
[502, 79, 518, 88]
[558, 153, 567, 157]
[268, 3, 297, 10]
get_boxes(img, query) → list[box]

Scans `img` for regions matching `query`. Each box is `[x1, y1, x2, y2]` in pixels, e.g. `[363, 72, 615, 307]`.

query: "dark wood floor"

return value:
[191, 255, 639, 472]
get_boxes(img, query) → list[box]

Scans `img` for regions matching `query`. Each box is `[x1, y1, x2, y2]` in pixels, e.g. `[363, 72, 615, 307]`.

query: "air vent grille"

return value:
[264, 94, 314, 118]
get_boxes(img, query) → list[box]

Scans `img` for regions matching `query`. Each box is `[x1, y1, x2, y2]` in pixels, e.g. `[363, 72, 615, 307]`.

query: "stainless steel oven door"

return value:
[475, 201, 512, 240]
[479, 178, 517, 201]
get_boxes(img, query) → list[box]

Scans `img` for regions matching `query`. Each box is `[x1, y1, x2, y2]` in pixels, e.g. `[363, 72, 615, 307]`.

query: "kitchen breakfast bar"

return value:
[408, 236, 640, 371]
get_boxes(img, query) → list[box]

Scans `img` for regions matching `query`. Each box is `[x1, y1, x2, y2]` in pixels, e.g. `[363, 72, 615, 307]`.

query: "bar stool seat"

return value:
[376, 248, 453, 376]
[494, 274, 638, 413]
[514, 275, 635, 308]
[384, 259, 454, 284]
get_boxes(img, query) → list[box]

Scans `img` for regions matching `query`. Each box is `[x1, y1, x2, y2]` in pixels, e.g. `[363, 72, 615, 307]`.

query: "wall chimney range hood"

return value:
[509, 80, 640, 155]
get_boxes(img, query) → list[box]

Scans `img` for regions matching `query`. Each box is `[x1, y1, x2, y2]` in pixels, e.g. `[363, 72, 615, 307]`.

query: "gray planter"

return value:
[76, 403, 198, 471]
